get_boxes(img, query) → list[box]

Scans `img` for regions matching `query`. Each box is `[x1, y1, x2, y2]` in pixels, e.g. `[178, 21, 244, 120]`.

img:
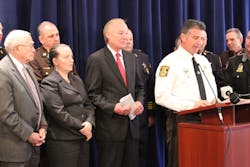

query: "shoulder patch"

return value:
[159, 66, 169, 77]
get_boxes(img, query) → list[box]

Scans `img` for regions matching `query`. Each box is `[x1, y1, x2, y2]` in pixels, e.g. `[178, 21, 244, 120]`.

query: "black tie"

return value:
[192, 57, 207, 100]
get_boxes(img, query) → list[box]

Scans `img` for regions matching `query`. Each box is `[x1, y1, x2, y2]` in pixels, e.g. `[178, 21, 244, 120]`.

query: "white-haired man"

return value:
[0, 30, 47, 167]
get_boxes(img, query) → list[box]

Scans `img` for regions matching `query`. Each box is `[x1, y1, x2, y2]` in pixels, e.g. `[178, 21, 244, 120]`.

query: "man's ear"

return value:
[180, 33, 185, 43]
[38, 35, 44, 45]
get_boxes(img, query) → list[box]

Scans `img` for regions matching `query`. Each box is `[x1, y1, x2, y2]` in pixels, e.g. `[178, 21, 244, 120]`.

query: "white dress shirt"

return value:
[155, 46, 217, 112]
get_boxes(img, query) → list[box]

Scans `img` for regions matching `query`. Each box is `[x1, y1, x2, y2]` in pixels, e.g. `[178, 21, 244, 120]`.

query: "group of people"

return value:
[155, 19, 250, 167]
[0, 17, 249, 167]
[0, 18, 157, 167]
[0, 23, 95, 167]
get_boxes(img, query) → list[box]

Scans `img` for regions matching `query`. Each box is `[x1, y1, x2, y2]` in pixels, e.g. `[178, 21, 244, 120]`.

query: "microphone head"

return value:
[220, 86, 233, 99]
[229, 92, 240, 104]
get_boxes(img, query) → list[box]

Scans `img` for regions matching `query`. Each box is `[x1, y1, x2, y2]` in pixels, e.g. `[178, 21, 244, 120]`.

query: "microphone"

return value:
[193, 57, 224, 124]
[221, 85, 233, 99]
[220, 86, 240, 104]
[228, 92, 250, 104]
[228, 92, 240, 104]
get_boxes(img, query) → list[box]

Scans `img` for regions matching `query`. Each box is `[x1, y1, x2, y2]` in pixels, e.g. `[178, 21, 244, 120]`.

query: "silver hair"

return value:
[4, 29, 31, 52]
[226, 28, 243, 39]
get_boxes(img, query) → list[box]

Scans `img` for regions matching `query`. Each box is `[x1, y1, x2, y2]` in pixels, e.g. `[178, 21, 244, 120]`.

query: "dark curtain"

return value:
[0, 0, 250, 167]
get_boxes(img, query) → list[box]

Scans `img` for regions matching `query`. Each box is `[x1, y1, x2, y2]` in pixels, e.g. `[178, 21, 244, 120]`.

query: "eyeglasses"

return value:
[18, 44, 35, 48]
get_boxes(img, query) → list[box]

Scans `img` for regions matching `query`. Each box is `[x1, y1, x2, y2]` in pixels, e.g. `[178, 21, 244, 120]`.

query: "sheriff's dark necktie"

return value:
[116, 53, 127, 86]
[192, 57, 207, 100]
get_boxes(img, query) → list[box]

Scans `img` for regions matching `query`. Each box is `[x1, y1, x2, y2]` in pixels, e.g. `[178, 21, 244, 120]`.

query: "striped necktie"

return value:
[22, 67, 42, 128]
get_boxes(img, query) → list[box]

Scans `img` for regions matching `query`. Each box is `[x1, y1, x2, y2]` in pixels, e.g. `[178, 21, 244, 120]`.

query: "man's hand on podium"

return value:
[193, 98, 216, 108]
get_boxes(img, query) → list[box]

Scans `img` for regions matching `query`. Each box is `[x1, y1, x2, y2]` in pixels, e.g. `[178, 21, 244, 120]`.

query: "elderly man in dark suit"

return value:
[0, 30, 47, 167]
[85, 18, 144, 167]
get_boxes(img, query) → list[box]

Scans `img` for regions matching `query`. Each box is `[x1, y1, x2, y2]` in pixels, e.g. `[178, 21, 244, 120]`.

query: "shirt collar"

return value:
[107, 44, 123, 58]
[9, 54, 26, 71]
[242, 53, 250, 62]
[178, 45, 198, 60]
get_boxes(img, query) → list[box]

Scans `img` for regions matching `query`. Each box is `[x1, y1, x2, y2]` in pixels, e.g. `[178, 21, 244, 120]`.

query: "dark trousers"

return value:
[166, 111, 201, 167]
[46, 139, 90, 167]
[0, 147, 40, 167]
[39, 143, 49, 167]
[139, 125, 148, 167]
[97, 131, 139, 167]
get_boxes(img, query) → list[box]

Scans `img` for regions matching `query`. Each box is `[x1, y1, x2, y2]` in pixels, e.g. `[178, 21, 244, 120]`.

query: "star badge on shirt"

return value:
[236, 63, 243, 73]
[183, 68, 190, 77]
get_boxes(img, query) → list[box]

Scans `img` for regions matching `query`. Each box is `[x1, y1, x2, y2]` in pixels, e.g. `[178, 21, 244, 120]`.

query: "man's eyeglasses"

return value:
[18, 44, 35, 48]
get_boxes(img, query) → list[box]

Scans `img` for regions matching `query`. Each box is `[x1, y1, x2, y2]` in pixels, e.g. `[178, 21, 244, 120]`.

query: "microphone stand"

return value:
[194, 58, 224, 124]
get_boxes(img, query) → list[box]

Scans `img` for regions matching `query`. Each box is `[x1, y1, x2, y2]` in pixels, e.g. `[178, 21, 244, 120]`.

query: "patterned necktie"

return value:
[22, 67, 42, 128]
[192, 57, 207, 100]
[116, 53, 127, 86]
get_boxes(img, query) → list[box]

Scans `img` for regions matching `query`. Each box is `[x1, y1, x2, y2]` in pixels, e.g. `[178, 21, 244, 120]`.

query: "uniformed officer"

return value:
[29, 21, 60, 82]
[155, 19, 217, 167]
[124, 29, 157, 167]
[225, 30, 250, 98]
[219, 28, 244, 70]
[0, 22, 7, 60]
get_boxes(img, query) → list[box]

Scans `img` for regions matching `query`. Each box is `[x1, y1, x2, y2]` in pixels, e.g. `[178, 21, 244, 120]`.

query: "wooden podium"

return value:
[178, 100, 250, 167]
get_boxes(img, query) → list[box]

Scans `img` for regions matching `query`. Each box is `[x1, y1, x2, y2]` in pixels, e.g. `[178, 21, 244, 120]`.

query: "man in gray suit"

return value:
[85, 18, 144, 167]
[0, 30, 47, 167]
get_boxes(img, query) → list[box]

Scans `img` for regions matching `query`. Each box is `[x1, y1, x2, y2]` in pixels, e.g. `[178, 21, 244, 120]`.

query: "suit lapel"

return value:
[104, 47, 127, 88]
[52, 71, 80, 94]
[6, 56, 39, 108]
[123, 51, 132, 88]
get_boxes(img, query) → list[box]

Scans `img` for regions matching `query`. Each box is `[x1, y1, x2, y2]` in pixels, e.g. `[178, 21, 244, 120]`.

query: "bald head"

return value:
[37, 21, 60, 51]
[102, 18, 129, 51]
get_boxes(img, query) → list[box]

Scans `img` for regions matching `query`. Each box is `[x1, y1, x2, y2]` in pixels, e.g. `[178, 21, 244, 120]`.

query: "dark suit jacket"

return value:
[0, 55, 47, 162]
[85, 46, 144, 141]
[41, 70, 95, 140]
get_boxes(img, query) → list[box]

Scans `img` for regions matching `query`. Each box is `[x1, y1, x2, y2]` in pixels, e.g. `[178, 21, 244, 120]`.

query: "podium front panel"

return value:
[178, 123, 250, 167]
